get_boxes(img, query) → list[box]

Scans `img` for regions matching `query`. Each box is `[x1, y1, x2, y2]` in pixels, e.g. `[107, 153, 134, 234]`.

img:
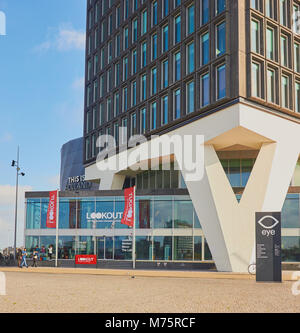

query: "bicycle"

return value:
[248, 263, 256, 275]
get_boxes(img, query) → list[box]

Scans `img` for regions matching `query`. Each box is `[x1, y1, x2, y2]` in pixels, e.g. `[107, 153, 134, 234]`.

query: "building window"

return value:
[131, 113, 137, 136]
[186, 81, 195, 114]
[293, 4, 300, 33]
[187, 42, 195, 74]
[216, 21, 226, 57]
[267, 68, 276, 104]
[251, 0, 261, 11]
[201, 0, 210, 25]
[266, 0, 276, 19]
[163, 0, 169, 18]
[100, 75, 105, 98]
[114, 92, 120, 118]
[174, 88, 181, 119]
[251, 62, 261, 98]
[123, 86, 128, 111]
[251, 19, 260, 54]
[132, 49, 137, 74]
[142, 10, 147, 35]
[266, 27, 275, 60]
[162, 25, 169, 53]
[152, 33, 157, 60]
[141, 74, 147, 101]
[108, 14, 113, 36]
[124, 27, 129, 50]
[100, 103, 105, 125]
[121, 118, 128, 144]
[295, 81, 300, 113]
[151, 102, 157, 130]
[187, 4, 195, 35]
[281, 75, 290, 109]
[93, 80, 98, 103]
[132, 81, 137, 106]
[123, 56, 128, 80]
[174, 0, 181, 8]
[174, 51, 181, 81]
[201, 32, 210, 65]
[174, 15, 181, 44]
[124, 0, 129, 19]
[108, 41, 113, 63]
[162, 59, 169, 88]
[132, 18, 138, 42]
[280, 0, 288, 27]
[151, 67, 157, 95]
[294, 43, 300, 73]
[133, 0, 138, 12]
[216, 0, 226, 14]
[201, 72, 210, 107]
[216, 64, 226, 100]
[115, 62, 120, 86]
[152, 1, 158, 27]
[161, 95, 168, 125]
[115, 34, 120, 57]
[140, 108, 147, 134]
[86, 85, 91, 107]
[116, 6, 121, 28]
[280, 34, 289, 68]
[107, 97, 112, 121]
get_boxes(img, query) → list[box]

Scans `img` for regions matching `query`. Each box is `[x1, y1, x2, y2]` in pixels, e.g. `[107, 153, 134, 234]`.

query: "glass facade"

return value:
[25, 194, 210, 262]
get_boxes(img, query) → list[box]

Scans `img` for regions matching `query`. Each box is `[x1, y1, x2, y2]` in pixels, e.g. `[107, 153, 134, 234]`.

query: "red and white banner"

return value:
[75, 255, 97, 265]
[121, 186, 135, 227]
[46, 190, 58, 228]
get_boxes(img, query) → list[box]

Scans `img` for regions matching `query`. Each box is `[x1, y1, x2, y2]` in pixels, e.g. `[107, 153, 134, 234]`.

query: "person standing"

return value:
[17, 248, 22, 267]
[48, 245, 53, 261]
[20, 248, 28, 268]
[32, 249, 38, 267]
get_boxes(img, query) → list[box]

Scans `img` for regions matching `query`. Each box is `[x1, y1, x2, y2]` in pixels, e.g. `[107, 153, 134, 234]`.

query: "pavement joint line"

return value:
[0, 267, 296, 281]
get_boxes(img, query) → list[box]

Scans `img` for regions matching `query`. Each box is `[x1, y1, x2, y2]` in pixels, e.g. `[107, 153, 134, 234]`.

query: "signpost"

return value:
[255, 212, 282, 282]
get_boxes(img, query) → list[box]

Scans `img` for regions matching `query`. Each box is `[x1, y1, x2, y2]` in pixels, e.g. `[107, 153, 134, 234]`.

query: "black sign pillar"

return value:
[255, 212, 282, 282]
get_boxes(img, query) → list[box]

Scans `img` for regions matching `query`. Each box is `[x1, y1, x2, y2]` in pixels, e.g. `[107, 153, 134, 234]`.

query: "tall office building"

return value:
[25, 0, 300, 272]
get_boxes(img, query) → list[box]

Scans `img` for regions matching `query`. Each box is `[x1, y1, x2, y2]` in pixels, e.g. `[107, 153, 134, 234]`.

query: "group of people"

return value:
[17, 245, 54, 268]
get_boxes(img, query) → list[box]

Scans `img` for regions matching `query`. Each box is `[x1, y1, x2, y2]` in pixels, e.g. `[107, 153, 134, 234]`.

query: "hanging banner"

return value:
[121, 186, 135, 227]
[46, 190, 58, 228]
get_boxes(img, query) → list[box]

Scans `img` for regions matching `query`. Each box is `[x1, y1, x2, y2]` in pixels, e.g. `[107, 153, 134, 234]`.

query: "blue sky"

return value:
[0, 0, 87, 249]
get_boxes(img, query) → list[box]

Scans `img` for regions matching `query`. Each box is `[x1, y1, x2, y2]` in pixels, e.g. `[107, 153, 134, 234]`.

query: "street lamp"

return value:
[11, 146, 25, 261]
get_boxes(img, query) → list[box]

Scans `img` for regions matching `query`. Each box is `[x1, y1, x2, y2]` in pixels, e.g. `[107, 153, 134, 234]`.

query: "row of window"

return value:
[251, 0, 300, 32]
[25, 235, 212, 262]
[85, 64, 226, 159]
[251, 59, 300, 112]
[86, 13, 226, 84]
[86, 24, 226, 109]
[87, 0, 226, 35]
[251, 15, 300, 72]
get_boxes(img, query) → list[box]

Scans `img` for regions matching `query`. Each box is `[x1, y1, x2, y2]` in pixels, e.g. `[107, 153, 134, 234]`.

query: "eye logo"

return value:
[258, 215, 279, 229]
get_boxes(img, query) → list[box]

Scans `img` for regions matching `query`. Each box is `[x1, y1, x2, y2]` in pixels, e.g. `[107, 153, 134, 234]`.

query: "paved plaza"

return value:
[0, 268, 299, 313]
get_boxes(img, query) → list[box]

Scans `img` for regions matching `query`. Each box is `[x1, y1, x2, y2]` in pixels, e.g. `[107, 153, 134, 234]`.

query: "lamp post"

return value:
[11, 146, 25, 261]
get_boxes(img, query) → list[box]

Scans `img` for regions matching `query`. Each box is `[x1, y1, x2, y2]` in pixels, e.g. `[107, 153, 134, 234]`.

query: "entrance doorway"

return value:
[97, 236, 113, 260]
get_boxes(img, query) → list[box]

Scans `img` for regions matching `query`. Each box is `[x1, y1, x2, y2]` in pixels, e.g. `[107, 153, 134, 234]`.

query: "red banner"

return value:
[75, 255, 97, 265]
[46, 190, 58, 228]
[121, 186, 135, 227]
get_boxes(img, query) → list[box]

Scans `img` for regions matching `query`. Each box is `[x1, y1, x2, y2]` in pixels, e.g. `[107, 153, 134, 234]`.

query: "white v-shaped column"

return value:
[179, 140, 299, 272]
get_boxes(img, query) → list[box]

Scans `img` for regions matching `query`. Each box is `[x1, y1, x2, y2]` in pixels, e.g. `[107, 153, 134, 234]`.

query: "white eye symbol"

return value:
[258, 215, 279, 229]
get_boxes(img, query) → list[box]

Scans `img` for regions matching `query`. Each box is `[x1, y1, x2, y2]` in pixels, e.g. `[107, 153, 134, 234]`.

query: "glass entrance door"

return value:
[97, 236, 114, 260]
[97, 237, 105, 259]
